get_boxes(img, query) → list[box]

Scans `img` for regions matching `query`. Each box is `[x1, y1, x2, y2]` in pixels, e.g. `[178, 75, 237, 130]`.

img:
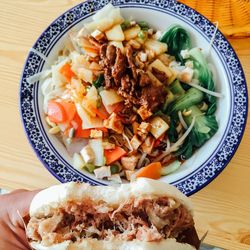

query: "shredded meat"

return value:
[118, 105, 137, 124]
[26, 196, 199, 249]
[88, 36, 102, 49]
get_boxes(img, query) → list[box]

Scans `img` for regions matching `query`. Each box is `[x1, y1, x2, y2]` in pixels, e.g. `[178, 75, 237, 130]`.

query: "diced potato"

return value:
[86, 86, 98, 102]
[72, 153, 85, 170]
[124, 25, 141, 41]
[148, 59, 176, 85]
[109, 41, 125, 54]
[144, 39, 167, 55]
[150, 116, 169, 139]
[146, 70, 162, 87]
[99, 89, 123, 107]
[78, 68, 93, 83]
[105, 24, 125, 41]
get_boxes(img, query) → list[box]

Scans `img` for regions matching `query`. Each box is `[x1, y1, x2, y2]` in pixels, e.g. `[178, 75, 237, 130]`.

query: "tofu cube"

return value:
[130, 135, 142, 150]
[121, 155, 140, 171]
[137, 106, 153, 120]
[90, 129, 103, 138]
[148, 59, 176, 85]
[141, 135, 155, 154]
[150, 116, 169, 139]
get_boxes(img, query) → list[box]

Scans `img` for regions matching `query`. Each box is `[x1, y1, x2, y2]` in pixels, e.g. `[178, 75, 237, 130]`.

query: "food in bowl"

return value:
[26, 178, 200, 249]
[40, 4, 221, 183]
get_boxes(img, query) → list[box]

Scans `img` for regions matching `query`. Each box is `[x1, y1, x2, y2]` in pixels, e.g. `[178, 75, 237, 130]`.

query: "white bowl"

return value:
[20, 0, 248, 195]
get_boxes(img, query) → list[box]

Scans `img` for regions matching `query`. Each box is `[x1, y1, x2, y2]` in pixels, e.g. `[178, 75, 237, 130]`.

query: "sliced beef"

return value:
[140, 85, 166, 111]
[139, 71, 152, 87]
[112, 47, 127, 85]
[126, 45, 137, 80]
[106, 44, 116, 65]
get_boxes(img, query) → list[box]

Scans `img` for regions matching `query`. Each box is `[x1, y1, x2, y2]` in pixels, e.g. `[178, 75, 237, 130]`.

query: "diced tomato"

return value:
[104, 147, 127, 165]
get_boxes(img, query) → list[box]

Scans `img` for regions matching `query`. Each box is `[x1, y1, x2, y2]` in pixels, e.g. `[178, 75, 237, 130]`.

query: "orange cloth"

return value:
[178, 0, 250, 37]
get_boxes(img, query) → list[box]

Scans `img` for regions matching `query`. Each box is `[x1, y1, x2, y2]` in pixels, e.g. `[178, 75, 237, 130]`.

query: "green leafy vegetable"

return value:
[184, 105, 218, 147]
[110, 164, 120, 174]
[168, 119, 178, 143]
[189, 47, 216, 111]
[93, 74, 104, 88]
[163, 89, 175, 112]
[167, 88, 204, 114]
[169, 79, 185, 97]
[160, 25, 191, 62]
[84, 163, 96, 173]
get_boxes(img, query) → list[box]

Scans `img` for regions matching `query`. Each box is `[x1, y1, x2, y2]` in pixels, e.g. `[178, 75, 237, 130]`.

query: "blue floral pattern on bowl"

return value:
[20, 0, 248, 195]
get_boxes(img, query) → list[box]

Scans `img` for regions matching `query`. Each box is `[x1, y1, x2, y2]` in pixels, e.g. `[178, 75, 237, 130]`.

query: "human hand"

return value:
[0, 189, 39, 250]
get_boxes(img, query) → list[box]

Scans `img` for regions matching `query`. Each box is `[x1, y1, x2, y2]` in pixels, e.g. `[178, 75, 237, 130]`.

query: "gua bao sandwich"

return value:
[26, 178, 200, 250]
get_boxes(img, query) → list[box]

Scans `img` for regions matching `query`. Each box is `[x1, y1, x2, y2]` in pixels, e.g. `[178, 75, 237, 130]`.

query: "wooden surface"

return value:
[0, 1, 249, 249]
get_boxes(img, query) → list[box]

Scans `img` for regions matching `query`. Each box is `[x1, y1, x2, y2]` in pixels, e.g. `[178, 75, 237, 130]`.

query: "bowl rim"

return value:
[19, 0, 248, 195]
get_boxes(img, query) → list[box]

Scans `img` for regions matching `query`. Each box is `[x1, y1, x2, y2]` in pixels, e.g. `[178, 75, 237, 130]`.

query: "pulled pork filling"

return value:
[26, 196, 199, 249]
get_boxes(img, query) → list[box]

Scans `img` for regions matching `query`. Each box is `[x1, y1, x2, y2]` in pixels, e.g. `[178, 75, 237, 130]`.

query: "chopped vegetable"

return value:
[94, 166, 111, 179]
[60, 63, 76, 82]
[60, 101, 76, 122]
[137, 162, 162, 179]
[121, 20, 131, 30]
[93, 74, 104, 88]
[169, 79, 185, 97]
[138, 21, 150, 30]
[110, 164, 120, 174]
[161, 160, 181, 175]
[184, 105, 218, 148]
[89, 138, 104, 166]
[138, 30, 147, 40]
[105, 24, 125, 41]
[124, 26, 141, 40]
[72, 153, 85, 170]
[84, 163, 96, 173]
[104, 146, 127, 165]
[47, 101, 67, 123]
[160, 25, 191, 62]
[167, 88, 204, 114]
[144, 39, 168, 55]
[80, 145, 95, 164]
